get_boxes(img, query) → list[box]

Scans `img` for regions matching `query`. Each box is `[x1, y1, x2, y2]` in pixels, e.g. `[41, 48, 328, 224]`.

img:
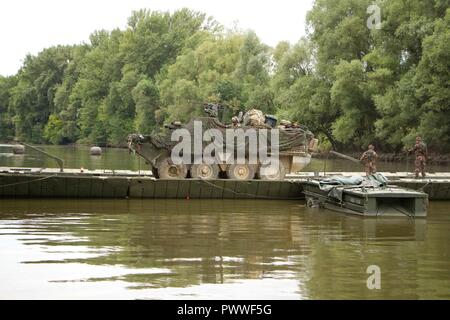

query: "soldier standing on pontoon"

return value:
[409, 136, 428, 178]
[360, 144, 378, 176]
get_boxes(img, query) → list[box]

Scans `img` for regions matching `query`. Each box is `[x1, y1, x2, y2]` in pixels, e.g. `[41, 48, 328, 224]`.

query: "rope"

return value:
[0, 174, 58, 188]
[199, 178, 303, 200]
[417, 180, 432, 192]
[391, 205, 413, 218]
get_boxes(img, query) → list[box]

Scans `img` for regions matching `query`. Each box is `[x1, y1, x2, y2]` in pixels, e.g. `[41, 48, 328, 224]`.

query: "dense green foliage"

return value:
[0, 2, 449, 151]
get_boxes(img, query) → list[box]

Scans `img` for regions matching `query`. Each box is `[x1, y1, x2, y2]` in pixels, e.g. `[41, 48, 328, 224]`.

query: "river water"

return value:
[0, 146, 449, 299]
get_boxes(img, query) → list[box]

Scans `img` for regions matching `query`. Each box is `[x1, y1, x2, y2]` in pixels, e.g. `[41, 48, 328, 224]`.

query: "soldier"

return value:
[409, 136, 428, 178]
[278, 120, 291, 129]
[231, 116, 240, 128]
[360, 144, 378, 176]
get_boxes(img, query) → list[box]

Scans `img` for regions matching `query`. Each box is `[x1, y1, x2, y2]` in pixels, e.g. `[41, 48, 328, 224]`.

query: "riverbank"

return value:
[314, 151, 450, 165]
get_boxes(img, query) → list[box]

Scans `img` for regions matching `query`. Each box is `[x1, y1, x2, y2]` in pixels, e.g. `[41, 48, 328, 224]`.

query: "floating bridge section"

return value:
[0, 167, 449, 200]
[0, 167, 302, 200]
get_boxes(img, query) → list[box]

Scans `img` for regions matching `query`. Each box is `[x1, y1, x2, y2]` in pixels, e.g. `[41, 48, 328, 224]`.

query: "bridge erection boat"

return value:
[303, 174, 428, 218]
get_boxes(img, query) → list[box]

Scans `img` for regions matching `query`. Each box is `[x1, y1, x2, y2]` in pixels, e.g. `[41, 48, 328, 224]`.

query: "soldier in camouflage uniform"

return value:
[360, 144, 378, 176]
[409, 136, 428, 178]
[231, 116, 241, 128]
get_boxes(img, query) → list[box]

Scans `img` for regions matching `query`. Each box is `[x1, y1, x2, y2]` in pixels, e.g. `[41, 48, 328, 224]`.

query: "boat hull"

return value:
[303, 181, 428, 217]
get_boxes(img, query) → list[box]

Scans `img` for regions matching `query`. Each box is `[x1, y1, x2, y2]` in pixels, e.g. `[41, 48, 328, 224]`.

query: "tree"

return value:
[373, 4, 450, 151]
[0, 76, 16, 140]
[273, 39, 339, 149]
[234, 32, 274, 113]
[123, 8, 206, 77]
[51, 45, 90, 144]
[414, 8, 450, 150]
[2, 3, 450, 154]
[133, 77, 160, 133]
[331, 60, 376, 147]
[9, 46, 73, 142]
[158, 33, 244, 123]
[43, 114, 65, 144]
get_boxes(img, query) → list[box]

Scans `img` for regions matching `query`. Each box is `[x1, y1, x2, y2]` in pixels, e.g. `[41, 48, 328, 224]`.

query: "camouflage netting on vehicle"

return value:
[243, 109, 266, 127]
[278, 128, 313, 151]
[141, 117, 313, 152]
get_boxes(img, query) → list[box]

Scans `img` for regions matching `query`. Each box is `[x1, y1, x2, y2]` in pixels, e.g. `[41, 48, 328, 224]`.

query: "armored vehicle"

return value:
[128, 104, 318, 180]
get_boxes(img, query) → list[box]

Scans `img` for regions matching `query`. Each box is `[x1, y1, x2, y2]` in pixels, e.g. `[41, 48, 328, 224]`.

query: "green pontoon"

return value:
[303, 174, 428, 217]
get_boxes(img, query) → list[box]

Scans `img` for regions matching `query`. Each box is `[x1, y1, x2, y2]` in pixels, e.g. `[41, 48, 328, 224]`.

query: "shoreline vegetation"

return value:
[0, 1, 449, 155]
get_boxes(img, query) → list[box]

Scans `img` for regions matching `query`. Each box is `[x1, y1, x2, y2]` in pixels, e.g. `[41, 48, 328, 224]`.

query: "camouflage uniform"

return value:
[231, 116, 241, 128]
[360, 146, 378, 176]
[410, 138, 427, 178]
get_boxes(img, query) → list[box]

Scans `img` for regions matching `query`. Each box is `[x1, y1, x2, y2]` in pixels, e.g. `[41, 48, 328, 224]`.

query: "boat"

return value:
[303, 173, 428, 217]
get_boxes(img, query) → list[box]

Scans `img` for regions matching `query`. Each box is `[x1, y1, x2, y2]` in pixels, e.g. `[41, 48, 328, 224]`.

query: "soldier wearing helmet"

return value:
[360, 144, 378, 176]
[409, 136, 428, 178]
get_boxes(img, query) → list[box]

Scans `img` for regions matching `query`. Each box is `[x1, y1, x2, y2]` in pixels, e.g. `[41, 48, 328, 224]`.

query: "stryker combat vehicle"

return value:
[128, 103, 318, 180]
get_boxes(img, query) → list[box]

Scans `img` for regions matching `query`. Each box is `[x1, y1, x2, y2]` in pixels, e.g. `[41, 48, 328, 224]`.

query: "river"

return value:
[0, 145, 449, 299]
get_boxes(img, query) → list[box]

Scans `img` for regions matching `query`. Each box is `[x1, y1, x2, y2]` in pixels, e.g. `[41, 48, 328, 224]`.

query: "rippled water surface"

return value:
[0, 199, 449, 299]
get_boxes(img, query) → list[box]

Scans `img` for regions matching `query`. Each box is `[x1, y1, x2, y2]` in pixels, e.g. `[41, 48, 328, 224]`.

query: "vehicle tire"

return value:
[191, 163, 219, 180]
[227, 164, 256, 180]
[257, 162, 286, 181]
[157, 158, 188, 179]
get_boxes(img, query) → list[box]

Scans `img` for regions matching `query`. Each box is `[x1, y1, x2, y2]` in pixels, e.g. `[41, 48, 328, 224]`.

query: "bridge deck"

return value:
[0, 167, 449, 200]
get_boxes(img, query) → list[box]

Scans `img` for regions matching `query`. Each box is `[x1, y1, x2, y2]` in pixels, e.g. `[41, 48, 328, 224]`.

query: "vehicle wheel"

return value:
[157, 158, 188, 179]
[257, 162, 286, 181]
[191, 163, 219, 180]
[227, 164, 256, 180]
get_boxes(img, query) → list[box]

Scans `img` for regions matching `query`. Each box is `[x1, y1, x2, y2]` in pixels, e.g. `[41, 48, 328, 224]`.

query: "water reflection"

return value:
[0, 145, 139, 171]
[0, 199, 448, 299]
